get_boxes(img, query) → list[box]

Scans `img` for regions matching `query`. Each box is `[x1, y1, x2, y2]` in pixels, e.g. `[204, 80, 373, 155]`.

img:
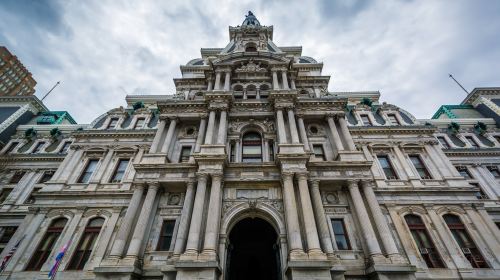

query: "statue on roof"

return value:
[242, 11, 261, 26]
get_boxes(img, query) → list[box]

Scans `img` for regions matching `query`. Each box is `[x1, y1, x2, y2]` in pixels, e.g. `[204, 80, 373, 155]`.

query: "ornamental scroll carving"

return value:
[235, 59, 267, 74]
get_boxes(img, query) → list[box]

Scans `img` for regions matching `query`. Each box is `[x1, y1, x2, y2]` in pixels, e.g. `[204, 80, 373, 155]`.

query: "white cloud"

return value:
[1, 0, 499, 123]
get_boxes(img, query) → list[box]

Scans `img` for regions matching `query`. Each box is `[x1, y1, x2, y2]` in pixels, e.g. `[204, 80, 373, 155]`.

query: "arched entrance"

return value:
[226, 217, 281, 280]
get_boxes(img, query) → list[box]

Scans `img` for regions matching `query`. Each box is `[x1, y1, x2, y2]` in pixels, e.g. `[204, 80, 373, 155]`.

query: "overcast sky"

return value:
[1, 0, 499, 123]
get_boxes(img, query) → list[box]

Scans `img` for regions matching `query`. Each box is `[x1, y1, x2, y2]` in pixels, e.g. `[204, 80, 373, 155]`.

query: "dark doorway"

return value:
[227, 217, 281, 280]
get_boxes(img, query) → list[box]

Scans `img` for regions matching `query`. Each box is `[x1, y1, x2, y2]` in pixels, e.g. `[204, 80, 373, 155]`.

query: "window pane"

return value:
[331, 219, 350, 250]
[78, 160, 99, 183]
[111, 159, 129, 182]
[157, 220, 176, 251]
[243, 146, 262, 155]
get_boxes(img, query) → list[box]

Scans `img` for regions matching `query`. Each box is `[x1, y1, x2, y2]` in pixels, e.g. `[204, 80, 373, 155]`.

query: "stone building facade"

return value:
[0, 12, 499, 280]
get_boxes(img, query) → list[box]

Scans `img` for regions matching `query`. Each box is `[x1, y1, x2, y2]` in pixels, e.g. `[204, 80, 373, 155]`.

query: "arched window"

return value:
[404, 214, 444, 268]
[26, 218, 68, 271]
[234, 85, 243, 99]
[246, 85, 257, 99]
[259, 84, 269, 99]
[67, 217, 105, 270]
[443, 214, 488, 268]
[242, 132, 262, 162]
[245, 43, 257, 52]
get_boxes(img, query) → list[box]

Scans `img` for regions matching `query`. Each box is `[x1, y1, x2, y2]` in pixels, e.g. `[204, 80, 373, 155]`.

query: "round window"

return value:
[310, 126, 318, 134]
[186, 128, 195, 135]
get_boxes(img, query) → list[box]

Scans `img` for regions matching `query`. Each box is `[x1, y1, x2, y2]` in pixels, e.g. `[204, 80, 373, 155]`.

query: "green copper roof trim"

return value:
[37, 111, 77, 124]
[431, 105, 474, 119]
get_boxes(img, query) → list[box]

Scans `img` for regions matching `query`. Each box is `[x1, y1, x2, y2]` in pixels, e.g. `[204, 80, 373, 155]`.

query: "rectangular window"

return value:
[456, 166, 472, 179]
[268, 141, 274, 162]
[387, 114, 399, 125]
[78, 160, 99, 183]
[157, 220, 176, 251]
[437, 136, 450, 149]
[110, 159, 129, 183]
[313, 144, 326, 161]
[465, 136, 479, 148]
[4, 141, 18, 154]
[360, 114, 372, 126]
[59, 141, 71, 154]
[179, 146, 192, 163]
[134, 118, 145, 129]
[39, 171, 54, 183]
[331, 219, 350, 250]
[486, 166, 500, 178]
[0, 226, 18, 254]
[409, 155, 432, 179]
[230, 143, 235, 162]
[31, 142, 45, 154]
[242, 145, 262, 162]
[9, 171, 26, 184]
[377, 155, 398, 179]
[107, 118, 119, 129]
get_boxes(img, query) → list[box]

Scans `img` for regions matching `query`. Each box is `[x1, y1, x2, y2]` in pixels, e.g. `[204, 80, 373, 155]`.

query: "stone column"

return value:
[281, 70, 289, 90]
[204, 110, 216, 144]
[194, 117, 207, 153]
[272, 70, 279, 90]
[96, 148, 114, 183]
[361, 181, 402, 261]
[235, 140, 241, 162]
[347, 180, 384, 259]
[464, 206, 500, 262]
[476, 206, 500, 244]
[287, 108, 300, 144]
[297, 116, 310, 152]
[173, 181, 196, 257]
[338, 116, 356, 151]
[207, 79, 213, 91]
[263, 139, 269, 161]
[202, 174, 223, 257]
[290, 76, 296, 90]
[214, 72, 222, 90]
[224, 71, 231, 91]
[160, 118, 177, 154]
[276, 109, 288, 144]
[281, 173, 304, 255]
[309, 180, 334, 256]
[184, 174, 208, 255]
[217, 110, 227, 144]
[150, 119, 167, 153]
[393, 145, 416, 179]
[424, 143, 451, 178]
[327, 115, 344, 152]
[296, 174, 323, 256]
[109, 184, 146, 258]
[125, 182, 159, 258]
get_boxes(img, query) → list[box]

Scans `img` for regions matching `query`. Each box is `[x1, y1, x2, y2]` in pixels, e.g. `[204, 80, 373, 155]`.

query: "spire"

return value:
[242, 11, 260, 26]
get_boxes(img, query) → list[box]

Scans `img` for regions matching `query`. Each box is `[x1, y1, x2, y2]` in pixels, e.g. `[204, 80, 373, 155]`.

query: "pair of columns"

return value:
[271, 69, 290, 90]
[109, 182, 159, 259]
[204, 109, 227, 145]
[347, 180, 401, 261]
[150, 118, 178, 154]
[281, 173, 324, 257]
[214, 70, 231, 91]
[275, 107, 300, 145]
[182, 173, 223, 257]
[326, 114, 356, 153]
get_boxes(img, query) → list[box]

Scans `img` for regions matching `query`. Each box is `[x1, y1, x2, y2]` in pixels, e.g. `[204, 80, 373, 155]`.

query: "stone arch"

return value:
[237, 122, 269, 135]
[435, 205, 466, 216]
[221, 201, 286, 237]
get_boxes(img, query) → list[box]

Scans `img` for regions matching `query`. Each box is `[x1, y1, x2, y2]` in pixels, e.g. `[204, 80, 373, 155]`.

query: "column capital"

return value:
[196, 172, 209, 181]
[282, 171, 294, 180]
[132, 182, 147, 191]
[211, 173, 224, 181]
[324, 113, 336, 120]
[309, 179, 320, 188]
[360, 180, 374, 188]
[167, 116, 179, 122]
[147, 181, 160, 190]
[346, 179, 359, 188]
[296, 172, 308, 180]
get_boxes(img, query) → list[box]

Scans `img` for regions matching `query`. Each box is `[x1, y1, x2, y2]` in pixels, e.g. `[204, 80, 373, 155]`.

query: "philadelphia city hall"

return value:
[0, 12, 499, 280]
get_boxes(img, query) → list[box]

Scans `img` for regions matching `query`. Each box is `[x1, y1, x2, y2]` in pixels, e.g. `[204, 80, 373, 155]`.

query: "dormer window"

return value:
[107, 118, 119, 129]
